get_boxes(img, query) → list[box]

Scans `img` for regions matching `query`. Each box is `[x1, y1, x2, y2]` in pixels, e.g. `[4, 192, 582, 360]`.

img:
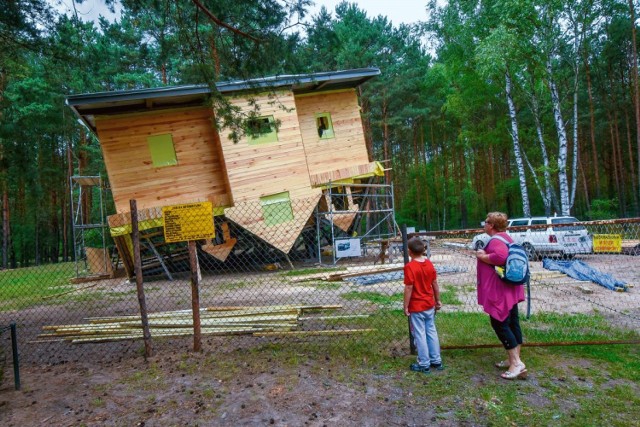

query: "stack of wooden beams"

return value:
[37, 305, 374, 344]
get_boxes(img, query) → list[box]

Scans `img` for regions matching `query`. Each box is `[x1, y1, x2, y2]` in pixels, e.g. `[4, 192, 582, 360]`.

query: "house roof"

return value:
[66, 68, 381, 133]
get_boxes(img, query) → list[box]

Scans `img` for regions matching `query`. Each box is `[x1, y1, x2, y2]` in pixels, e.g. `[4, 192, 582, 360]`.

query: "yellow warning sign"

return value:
[162, 202, 215, 243]
[593, 234, 622, 253]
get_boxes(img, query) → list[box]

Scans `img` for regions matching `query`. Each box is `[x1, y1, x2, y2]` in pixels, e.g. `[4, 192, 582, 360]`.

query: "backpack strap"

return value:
[489, 235, 511, 246]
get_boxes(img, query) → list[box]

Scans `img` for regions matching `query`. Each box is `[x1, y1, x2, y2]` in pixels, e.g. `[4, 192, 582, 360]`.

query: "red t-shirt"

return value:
[403, 258, 437, 312]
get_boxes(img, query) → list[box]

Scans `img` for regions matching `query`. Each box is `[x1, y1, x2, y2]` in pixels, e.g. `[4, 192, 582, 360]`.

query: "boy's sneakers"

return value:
[430, 363, 445, 371]
[409, 363, 431, 374]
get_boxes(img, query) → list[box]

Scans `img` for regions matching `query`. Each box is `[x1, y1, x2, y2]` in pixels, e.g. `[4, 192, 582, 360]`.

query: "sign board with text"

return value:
[162, 202, 215, 243]
[592, 234, 622, 253]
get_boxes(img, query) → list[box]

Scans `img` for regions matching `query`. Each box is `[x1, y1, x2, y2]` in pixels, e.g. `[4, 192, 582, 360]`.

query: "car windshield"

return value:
[551, 217, 585, 231]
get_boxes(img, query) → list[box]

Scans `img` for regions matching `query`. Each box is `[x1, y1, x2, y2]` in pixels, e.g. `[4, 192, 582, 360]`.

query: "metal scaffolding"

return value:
[316, 181, 397, 265]
[70, 175, 110, 277]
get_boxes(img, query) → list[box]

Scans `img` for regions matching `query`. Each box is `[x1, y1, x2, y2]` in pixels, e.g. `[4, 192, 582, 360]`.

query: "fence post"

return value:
[526, 278, 531, 319]
[188, 241, 202, 352]
[401, 224, 416, 355]
[10, 322, 20, 390]
[130, 199, 154, 358]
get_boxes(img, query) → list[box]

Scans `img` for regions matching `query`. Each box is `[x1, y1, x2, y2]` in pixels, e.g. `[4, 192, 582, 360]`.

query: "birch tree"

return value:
[477, 24, 531, 217]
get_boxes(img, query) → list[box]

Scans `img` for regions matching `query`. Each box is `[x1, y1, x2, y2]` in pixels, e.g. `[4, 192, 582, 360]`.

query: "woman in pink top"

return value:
[476, 212, 527, 380]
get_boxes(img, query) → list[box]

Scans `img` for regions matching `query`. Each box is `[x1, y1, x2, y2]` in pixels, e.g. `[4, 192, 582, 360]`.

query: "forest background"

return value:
[1, 0, 639, 268]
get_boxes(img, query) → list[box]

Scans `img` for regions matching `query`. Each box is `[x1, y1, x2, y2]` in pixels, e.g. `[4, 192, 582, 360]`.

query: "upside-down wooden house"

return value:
[66, 68, 384, 276]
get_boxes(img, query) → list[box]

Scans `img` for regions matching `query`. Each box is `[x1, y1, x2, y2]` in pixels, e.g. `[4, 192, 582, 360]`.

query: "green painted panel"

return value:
[148, 134, 177, 167]
[248, 116, 278, 144]
[260, 192, 293, 225]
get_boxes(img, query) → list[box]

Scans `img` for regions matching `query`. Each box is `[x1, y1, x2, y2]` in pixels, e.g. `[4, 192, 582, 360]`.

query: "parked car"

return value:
[470, 216, 593, 260]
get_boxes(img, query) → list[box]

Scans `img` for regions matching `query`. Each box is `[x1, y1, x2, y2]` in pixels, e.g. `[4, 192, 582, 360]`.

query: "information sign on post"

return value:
[161, 201, 214, 352]
[162, 202, 215, 243]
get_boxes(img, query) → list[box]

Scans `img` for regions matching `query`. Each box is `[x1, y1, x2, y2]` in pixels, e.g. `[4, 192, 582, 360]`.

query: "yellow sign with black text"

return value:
[592, 234, 622, 253]
[162, 202, 215, 243]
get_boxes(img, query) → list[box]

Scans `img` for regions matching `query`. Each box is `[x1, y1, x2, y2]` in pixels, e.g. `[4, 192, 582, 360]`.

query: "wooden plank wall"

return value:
[96, 107, 230, 213]
[217, 90, 320, 202]
[295, 89, 370, 180]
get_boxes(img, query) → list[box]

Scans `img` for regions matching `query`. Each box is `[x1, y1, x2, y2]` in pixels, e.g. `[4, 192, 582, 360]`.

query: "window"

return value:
[552, 217, 585, 231]
[247, 115, 278, 144]
[510, 220, 529, 227]
[315, 113, 334, 139]
[147, 134, 177, 167]
[260, 192, 294, 226]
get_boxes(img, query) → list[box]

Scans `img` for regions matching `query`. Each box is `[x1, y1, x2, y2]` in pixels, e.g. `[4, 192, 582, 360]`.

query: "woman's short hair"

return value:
[407, 237, 425, 255]
[486, 212, 508, 232]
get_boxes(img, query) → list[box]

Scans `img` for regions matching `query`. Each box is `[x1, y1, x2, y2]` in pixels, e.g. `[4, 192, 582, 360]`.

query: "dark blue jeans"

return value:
[490, 304, 522, 350]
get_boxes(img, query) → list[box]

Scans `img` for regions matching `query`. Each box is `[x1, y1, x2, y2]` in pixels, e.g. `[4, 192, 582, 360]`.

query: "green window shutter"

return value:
[147, 134, 177, 167]
[260, 192, 294, 226]
[248, 116, 278, 144]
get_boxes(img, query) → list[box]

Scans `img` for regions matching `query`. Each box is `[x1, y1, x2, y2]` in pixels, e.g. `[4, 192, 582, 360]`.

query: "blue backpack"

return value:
[490, 235, 530, 286]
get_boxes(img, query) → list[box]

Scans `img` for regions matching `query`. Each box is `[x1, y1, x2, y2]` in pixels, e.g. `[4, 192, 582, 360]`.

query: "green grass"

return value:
[342, 286, 463, 307]
[0, 262, 76, 311]
[341, 291, 402, 306]
[439, 285, 463, 305]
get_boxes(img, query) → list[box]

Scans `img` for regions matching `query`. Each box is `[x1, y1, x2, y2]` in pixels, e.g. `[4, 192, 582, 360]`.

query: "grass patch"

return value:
[524, 312, 639, 342]
[0, 262, 76, 311]
[341, 291, 402, 306]
[439, 285, 463, 305]
[122, 363, 166, 392]
[331, 307, 640, 350]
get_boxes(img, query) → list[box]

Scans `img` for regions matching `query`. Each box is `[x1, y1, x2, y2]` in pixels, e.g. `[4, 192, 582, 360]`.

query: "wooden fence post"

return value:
[130, 199, 153, 358]
[188, 241, 202, 352]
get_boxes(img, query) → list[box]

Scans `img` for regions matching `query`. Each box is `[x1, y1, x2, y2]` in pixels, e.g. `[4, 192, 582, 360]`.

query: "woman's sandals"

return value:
[500, 363, 527, 380]
[495, 360, 510, 369]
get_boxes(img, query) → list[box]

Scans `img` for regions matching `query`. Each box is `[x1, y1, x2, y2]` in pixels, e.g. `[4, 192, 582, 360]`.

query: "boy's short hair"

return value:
[407, 237, 425, 255]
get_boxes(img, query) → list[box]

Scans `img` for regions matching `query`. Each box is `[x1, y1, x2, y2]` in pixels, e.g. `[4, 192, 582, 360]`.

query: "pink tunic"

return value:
[476, 232, 526, 321]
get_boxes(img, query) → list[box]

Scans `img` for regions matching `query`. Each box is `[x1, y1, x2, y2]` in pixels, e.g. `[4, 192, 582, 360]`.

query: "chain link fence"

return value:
[1, 199, 639, 367]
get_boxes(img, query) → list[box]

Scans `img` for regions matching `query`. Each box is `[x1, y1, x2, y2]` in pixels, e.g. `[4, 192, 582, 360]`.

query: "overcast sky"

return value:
[54, 0, 432, 26]
[307, 0, 430, 25]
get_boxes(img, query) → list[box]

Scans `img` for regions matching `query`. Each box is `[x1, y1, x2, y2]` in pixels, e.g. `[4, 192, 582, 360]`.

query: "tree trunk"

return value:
[63, 140, 73, 262]
[628, 0, 640, 214]
[607, 108, 622, 214]
[613, 107, 626, 215]
[2, 189, 8, 269]
[382, 95, 390, 185]
[547, 59, 571, 215]
[505, 71, 530, 217]
[624, 109, 638, 213]
[570, 71, 579, 209]
[78, 129, 91, 225]
[530, 91, 556, 213]
[583, 50, 601, 198]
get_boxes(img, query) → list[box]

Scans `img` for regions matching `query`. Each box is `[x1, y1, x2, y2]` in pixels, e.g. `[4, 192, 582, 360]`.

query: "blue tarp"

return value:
[542, 259, 628, 292]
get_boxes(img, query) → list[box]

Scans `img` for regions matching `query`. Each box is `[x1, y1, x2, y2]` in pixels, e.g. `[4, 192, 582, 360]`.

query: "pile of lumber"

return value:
[288, 264, 405, 283]
[37, 305, 374, 344]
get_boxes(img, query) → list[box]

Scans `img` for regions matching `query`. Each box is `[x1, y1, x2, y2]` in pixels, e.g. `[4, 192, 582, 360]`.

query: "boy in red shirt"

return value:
[404, 237, 443, 373]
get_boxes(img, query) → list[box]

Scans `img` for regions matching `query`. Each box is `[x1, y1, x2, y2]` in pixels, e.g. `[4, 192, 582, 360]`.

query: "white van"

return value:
[471, 216, 593, 259]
